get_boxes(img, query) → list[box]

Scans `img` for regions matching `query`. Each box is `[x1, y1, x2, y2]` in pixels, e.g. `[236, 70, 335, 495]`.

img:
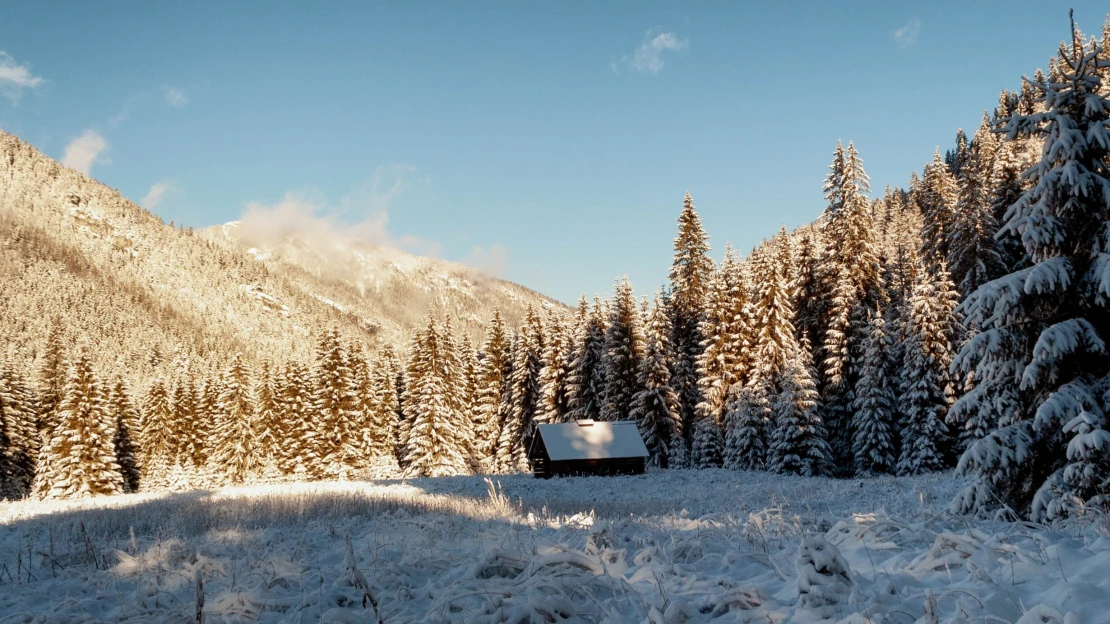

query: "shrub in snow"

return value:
[794, 534, 852, 622]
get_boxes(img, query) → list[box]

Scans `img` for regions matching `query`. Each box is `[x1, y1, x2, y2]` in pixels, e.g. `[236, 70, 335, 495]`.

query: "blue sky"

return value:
[0, 2, 1106, 305]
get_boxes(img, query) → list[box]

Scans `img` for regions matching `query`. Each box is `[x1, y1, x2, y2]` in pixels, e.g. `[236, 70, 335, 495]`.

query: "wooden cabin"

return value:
[528, 419, 650, 478]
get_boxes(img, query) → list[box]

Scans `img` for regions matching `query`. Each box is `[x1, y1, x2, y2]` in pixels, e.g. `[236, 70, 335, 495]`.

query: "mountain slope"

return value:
[0, 131, 560, 385]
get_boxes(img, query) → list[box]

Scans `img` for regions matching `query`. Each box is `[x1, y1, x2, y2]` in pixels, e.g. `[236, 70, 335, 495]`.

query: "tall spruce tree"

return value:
[768, 339, 831, 477]
[212, 353, 258, 484]
[949, 124, 1006, 297]
[473, 312, 511, 463]
[695, 247, 748, 443]
[897, 267, 957, 476]
[919, 150, 959, 271]
[107, 377, 141, 493]
[600, 278, 645, 422]
[631, 294, 684, 468]
[0, 359, 38, 498]
[140, 378, 174, 487]
[33, 345, 122, 499]
[497, 308, 544, 470]
[851, 312, 896, 475]
[403, 313, 469, 476]
[953, 22, 1110, 520]
[565, 297, 607, 422]
[668, 192, 714, 445]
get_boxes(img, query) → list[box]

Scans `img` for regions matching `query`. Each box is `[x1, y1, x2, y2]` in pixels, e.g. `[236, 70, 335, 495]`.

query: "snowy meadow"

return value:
[2, 470, 1108, 623]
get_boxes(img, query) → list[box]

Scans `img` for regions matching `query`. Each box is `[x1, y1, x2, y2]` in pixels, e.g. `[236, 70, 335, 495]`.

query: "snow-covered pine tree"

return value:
[311, 326, 359, 479]
[212, 353, 258, 484]
[631, 294, 684, 468]
[538, 310, 572, 425]
[140, 378, 174, 488]
[170, 360, 199, 469]
[723, 383, 768, 471]
[440, 315, 474, 469]
[953, 21, 1110, 520]
[193, 372, 218, 468]
[403, 313, 469, 477]
[691, 414, 724, 469]
[496, 307, 544, 470]
[0, 359, 37, 498]
[33, 344, 122, 499]
[280, 360, 319, 478]
[694, 247, 748, 446]
[668, 192, 715, 445]
[472, 311, 511, 464]
[459, 332, 479, 424]
[821, 265, 856, 473]
[945, 128, 970, 178]
[107, 377, 141, 493]
[919, 149, 959, 271]
[948, 121, 1006, 297]
[369, 347, 400, 457]
[851, 311, 896, 475]
[565, 296, 607, 422]
[793, 231, 825, 344]
[253, 359, 283, 476]
[36, 319, 66, 435]
[600, 278, 645, 422]
[898, 266, 957, 476]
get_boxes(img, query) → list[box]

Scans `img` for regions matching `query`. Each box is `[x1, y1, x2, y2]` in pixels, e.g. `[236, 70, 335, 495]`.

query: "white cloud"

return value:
[463, 244, 510, 277]
[61, 130, 109, 175]
[239, 164, 441, 258]
[163, 86, 187, 107]
[141, 181, 177, 210]
[892, 18, 921, 49]
[0, 51, 44, 104]
[613, 30, 688, 75]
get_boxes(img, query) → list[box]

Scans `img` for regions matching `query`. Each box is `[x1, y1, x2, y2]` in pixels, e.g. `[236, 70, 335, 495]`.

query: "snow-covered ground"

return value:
[1, 470, 1107, 623]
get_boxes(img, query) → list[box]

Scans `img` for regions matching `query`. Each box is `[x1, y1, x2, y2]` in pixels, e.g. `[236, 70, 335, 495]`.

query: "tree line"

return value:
[1, 16, 1109, 523]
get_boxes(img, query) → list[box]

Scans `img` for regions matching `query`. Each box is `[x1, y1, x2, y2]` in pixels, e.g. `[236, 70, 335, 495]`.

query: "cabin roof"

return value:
[534, 421, 650, 461]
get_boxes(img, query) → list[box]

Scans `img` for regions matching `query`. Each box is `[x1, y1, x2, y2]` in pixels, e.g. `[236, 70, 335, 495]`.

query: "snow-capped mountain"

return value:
[0, 131, 560, 385]
[203, 220, 563, 348]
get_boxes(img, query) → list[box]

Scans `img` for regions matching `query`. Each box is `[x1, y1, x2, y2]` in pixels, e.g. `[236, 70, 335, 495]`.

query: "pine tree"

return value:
[312, 327, 358, 478]
[253, 359, 283, 475]
[948, 123, 1006, 297]
[723, 383, 768, 471]
[851, 312, 896, 475]
[919, 150, 959, 271]
[36, 320, 67, 435]
[668, 192, 714, 446]
[33, 345, 122, 499]
[280, 360, 319, 478]
[212, 353, 257, 484]
[440, 315, 474, 467]
[954, 22, 1110, 520]
[0, 359, 38, 498]
[538, 311, 572, 425]
[369, 347, 400, 457]
[472, 312, 511, 463]
[694, 248, 748, 440]
[821, 265, 856, 472]
[898, 267, 957, 476]
[170, 361, 200, 469]
[600, 278, 644, 422]
[565, 297, 607, 422]
[497, 308, 544, 470]
[403, 313, 469, 476]
[107, 377, 141, 493]
[631, 294, 684, 468]
[140, 378, 174, 487]
[691, 415, 724, 469]
[193, 372, 218, 468]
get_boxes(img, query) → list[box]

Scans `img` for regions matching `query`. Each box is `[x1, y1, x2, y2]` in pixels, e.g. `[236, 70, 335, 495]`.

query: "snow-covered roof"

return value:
[535, 421, 649, 461]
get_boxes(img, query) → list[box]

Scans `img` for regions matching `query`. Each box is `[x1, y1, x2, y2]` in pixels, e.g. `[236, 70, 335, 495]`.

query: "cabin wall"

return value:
[533, 457, 646, 479]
